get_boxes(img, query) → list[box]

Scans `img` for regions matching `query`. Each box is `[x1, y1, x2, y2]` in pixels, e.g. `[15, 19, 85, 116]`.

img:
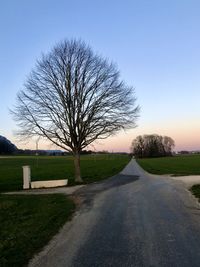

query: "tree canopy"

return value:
[131, 134, 175, 158]
[12, 39, 139, 182]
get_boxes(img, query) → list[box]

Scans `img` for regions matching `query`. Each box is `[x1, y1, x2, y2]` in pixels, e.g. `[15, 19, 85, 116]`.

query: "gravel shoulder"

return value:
[166, 175, 200, 188]
[3, 185, 85, 195]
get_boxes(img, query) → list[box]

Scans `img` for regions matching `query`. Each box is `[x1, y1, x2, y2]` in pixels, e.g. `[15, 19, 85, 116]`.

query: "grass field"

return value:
[0, 194, 75, 267]
[0, 154, 129, 265]
[0, 154, 130, 192]
[137, 154, 200, 176]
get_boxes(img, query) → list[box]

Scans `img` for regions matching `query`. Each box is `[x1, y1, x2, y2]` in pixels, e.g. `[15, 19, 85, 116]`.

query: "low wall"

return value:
[31, 179, 68, 189]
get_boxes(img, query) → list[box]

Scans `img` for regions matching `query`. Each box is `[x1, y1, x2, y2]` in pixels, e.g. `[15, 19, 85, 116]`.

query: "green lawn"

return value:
[0, 154, 130, 192]
[0, 194, 75, 267]
[137, 154, 200, 176]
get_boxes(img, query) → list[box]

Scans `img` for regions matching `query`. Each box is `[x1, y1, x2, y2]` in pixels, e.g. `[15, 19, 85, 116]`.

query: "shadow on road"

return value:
[73, 174, 139, 209]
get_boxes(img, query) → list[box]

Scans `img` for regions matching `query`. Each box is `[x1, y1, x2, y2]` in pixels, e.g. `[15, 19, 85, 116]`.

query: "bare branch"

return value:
[12, 39, 140, 181]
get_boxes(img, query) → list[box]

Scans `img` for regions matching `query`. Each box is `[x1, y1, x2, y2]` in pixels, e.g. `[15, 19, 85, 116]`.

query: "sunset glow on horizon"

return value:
[1, 1, 200, 153]
[8, 120, 200, 153]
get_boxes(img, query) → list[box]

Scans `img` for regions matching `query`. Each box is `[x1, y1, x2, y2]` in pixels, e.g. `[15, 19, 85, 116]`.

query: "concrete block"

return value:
[23, 166, 31, 189]
[31, 179, 68, 189]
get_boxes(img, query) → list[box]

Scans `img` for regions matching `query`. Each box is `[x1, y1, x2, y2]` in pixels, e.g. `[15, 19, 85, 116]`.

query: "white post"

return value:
[23, 165, 31, 189]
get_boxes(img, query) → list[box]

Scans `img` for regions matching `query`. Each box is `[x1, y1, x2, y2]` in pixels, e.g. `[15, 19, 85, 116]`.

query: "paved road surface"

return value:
[29, 159, 200, 267]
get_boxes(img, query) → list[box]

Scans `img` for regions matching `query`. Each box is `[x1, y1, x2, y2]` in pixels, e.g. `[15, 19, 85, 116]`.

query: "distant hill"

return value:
[0, 135, 18, 154]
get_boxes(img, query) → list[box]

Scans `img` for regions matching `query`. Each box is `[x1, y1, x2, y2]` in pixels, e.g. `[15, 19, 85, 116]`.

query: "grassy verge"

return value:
[0, 154, 130, 192]
[0, 194, 75, 267]
[190, 184, 200, 201]
[137, 154, 200, 176]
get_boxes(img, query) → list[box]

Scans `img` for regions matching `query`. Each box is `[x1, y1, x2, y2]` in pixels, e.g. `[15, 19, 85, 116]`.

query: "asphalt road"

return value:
[29, 159, 200, 267]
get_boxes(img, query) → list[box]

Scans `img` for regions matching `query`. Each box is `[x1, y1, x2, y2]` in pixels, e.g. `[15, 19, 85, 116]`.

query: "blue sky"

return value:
[1, 0, 200, 151]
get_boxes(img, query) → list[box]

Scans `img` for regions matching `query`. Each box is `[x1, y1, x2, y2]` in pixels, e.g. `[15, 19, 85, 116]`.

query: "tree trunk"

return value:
[74, 152, 83, 183]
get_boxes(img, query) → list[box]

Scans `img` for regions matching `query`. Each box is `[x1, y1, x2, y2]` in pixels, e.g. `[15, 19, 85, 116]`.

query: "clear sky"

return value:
[1, 0, 200, 152]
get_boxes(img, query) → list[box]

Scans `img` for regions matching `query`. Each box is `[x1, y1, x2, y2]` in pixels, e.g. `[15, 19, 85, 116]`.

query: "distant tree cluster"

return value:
[0, 135, 18, 154]
[131, 134, 175, 158]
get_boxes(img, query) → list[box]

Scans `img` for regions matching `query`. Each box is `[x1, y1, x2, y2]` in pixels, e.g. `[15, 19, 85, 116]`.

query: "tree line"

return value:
[131, 134, 175, 158]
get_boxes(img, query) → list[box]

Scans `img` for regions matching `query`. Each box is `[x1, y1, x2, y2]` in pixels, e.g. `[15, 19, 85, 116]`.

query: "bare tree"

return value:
[12, 39, 139, 182]
[162, 136, 175, 155]
[130, 135, 145, 158]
